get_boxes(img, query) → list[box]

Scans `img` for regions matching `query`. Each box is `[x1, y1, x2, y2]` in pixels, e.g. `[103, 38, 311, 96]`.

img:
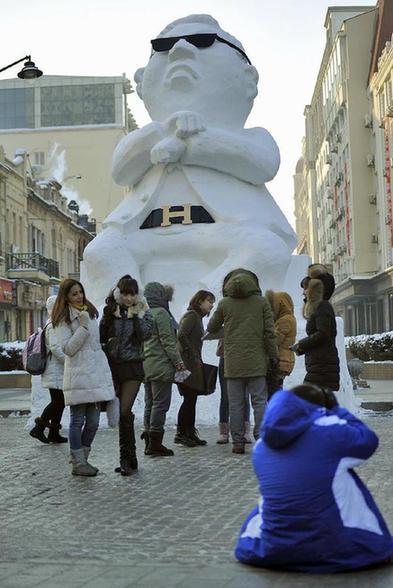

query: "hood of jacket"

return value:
[223, 269, 261, 299]
[265, 290, 294, 320]
[261, 390, 325, 449]
[308, 264, 335, 300]
[304, 278, 326, 319]
[144, 282, 168, 309]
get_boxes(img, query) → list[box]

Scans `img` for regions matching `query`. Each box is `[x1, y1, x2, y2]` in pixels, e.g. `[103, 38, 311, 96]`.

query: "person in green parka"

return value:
[142, 282, 185, 457]
[175, 290, 215, 448]
[207, 269, 279, 454]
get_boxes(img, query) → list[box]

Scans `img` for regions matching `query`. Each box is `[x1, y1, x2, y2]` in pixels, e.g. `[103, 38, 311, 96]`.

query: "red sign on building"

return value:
[0, 278, 13, 305]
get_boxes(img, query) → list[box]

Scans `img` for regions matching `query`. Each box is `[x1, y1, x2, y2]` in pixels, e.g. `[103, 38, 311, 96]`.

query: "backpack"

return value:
[22, 325, 50, 375]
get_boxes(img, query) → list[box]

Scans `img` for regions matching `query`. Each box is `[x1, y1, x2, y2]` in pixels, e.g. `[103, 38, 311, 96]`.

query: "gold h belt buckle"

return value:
[160, 203, 192, 227]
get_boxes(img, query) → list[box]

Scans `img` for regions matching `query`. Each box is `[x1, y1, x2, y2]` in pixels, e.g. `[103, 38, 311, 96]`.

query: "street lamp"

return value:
[0, 55, 43, 79]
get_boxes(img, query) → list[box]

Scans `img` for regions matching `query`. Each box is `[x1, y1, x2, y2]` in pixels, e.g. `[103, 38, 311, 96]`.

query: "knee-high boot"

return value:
[116, 412, 138, 476]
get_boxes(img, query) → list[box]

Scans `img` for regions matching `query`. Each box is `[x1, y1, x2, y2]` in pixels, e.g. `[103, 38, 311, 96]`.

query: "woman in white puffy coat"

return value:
[52, 278, 115, 477]
[29, 295, 68, 445]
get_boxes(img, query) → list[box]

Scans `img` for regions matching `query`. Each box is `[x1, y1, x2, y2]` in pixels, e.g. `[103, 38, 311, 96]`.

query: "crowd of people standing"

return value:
[30, 263, 341, 473]
[28, 264, 393, 574]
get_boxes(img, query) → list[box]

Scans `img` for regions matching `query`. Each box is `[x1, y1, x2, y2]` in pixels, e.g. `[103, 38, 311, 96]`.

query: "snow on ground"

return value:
[345, 331, 393, 345]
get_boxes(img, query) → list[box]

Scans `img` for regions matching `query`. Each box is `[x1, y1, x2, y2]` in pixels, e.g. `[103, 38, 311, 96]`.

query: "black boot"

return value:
[189, 427, 207, 446]
[29, 417, 49, 444]
[115, 412, 137, 476]
[146, 431, 174, 457]
[140, 431, 150, 455]
[47, 423, 68, 444]
[174, 426, 197, 447]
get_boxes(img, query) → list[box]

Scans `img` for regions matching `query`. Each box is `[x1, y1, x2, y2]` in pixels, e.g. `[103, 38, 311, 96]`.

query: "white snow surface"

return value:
[345, 331, 393, 345]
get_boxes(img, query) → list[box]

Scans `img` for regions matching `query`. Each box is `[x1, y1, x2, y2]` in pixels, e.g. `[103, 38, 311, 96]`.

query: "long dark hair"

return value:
[187, 290, 215, 313]
[51, 279, 97, 327]
[102, 275, 139, 324]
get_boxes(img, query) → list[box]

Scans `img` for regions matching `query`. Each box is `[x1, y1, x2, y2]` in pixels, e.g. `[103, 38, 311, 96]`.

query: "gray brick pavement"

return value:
[1, 416, 393, 587]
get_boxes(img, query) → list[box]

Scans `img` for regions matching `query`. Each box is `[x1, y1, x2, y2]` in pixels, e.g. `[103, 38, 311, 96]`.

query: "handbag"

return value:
[202, 363, 218, 395]
[191, 362, 217, 395]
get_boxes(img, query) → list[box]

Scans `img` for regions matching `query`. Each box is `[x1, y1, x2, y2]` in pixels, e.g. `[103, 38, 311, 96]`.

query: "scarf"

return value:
[70, 303, 88, 312]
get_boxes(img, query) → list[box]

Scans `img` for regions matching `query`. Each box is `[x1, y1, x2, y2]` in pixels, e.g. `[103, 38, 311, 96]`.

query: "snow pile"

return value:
[345, 331, 393, 362]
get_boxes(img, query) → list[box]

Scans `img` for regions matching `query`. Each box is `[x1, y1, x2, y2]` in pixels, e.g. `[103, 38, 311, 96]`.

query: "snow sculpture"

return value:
[82, 14, 297, 310]
[78, 14, 356, 422]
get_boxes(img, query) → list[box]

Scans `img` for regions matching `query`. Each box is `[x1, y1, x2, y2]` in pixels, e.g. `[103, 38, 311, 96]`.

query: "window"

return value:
[12, 212, 17, 245]
[19, 216, 23, 249]
[0, 87, 34, 129]
[34, 152, 45, 166]
[40, 83, 116, 127]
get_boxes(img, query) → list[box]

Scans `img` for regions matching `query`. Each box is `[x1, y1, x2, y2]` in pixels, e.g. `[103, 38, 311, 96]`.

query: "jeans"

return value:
[41, 388, 65, 425]
[144, 381, 172, 433]
[218, 358, 250, 423]
[226, 377, 267, 445]
[177, 385, 198, 429]
[69, 403, 100, 450]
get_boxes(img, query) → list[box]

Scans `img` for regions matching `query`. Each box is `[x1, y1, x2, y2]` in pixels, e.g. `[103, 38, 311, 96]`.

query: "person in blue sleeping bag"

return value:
[235, 384, 393, 573]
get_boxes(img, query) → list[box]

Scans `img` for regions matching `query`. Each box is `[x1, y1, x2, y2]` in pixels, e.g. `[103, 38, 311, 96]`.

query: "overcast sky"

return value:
[2, 0, 375, 226]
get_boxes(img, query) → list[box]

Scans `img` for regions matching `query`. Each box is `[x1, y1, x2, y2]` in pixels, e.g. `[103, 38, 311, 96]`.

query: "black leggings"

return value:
[41, 388, 65, 425]
[177, 386, 198, 429]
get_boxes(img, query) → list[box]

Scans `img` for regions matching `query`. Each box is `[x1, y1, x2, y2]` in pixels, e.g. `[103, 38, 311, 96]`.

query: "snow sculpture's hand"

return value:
[150, 137, 186, 164]
[165, 111, 205, 139]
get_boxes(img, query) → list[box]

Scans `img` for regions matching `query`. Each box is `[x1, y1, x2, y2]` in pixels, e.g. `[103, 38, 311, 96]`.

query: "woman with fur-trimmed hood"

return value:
[294, 264, 340, 391]
[265, 290, 297, 396]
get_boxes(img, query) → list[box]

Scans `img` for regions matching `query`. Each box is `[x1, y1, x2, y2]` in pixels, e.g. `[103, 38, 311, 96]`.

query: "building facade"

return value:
[0, 146, 94, 342]
[0, 75, 136, 225]
[294, 4, 393, 335]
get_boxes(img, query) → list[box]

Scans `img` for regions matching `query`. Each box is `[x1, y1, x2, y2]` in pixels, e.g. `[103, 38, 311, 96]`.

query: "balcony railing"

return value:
[6, 252, 59, 278]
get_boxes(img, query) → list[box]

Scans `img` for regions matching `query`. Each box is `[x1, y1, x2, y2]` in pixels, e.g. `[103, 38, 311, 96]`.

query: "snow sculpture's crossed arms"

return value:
[112, 110, 280, 188]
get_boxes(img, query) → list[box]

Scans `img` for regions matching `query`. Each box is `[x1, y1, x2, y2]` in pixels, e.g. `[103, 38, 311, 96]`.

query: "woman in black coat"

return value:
[294, 266, 340, 391]
[175, 290, 215, 448]
[100, 275, 152, 475]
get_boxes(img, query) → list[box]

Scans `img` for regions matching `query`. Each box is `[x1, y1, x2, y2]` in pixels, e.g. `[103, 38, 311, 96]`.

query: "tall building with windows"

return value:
[294, 4, 393, 335]
[0, 74, 136, 224]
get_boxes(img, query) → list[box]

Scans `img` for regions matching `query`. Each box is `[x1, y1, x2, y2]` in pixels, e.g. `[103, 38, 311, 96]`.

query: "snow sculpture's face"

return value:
[136, 22, 258, 129]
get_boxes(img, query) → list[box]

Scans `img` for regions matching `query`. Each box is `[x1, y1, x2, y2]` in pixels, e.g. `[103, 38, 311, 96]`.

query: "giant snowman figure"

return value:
[82, 14, 298, 307]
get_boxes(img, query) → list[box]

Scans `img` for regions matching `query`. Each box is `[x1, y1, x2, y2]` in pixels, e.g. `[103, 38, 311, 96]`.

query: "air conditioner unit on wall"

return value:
[326, 156, 332, 165]
[331, 146, 338, 153]
[371, 234, 378, 243]
[336, 133, 342, 143]
[369, 193, 377, 204]
[364, 114, 372, 128]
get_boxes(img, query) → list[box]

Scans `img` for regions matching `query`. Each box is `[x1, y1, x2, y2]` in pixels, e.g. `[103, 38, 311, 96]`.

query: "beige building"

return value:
[0, 74, 135, 225]
[294, 5, 393, 334]
[0, 146, 94, 342]
[293, 137, 319, 260]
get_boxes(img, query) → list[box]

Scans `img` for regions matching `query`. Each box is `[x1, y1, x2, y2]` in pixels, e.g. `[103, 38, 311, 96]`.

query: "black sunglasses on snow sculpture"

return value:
[150, 33, 252, 65]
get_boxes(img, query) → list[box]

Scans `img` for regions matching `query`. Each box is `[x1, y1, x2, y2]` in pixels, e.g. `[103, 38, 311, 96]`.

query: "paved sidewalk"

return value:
[1, 417, 393, 587]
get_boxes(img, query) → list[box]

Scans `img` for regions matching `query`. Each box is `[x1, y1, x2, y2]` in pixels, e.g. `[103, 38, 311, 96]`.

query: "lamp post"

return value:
[0, 55, 43, 79]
